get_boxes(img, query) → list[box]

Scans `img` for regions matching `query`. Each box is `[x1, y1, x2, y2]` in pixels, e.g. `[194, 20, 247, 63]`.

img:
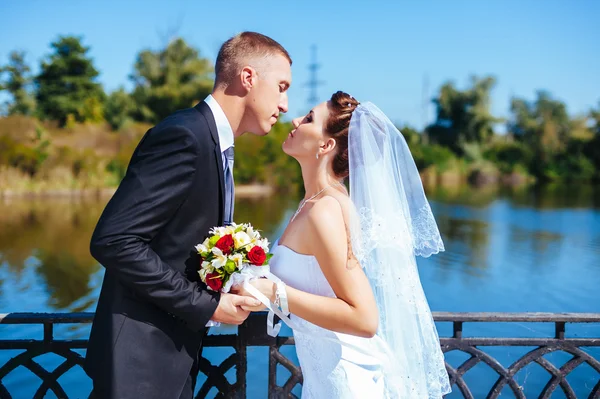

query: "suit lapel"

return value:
[195, 101, 225, 225]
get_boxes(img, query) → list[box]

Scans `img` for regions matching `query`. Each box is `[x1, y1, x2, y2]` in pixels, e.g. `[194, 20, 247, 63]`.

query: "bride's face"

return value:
[283, 101, 330, 159]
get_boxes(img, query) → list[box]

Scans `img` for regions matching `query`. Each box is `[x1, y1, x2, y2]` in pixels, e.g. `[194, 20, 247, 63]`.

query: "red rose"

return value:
[206, 272, 223, 291]
[215, 234, 235, 254]
[248, 246, 267, 266]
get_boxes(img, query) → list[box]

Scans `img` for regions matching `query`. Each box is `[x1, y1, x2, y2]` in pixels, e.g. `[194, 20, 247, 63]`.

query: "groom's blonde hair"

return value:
[214, 31, 292, 89]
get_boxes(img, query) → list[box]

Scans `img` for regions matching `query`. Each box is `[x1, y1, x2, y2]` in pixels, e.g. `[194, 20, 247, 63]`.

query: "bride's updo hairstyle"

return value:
[325, 91, 360, 180]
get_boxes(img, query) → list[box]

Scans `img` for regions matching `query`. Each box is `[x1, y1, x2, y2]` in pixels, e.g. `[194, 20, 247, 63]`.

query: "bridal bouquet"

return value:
[195, 223, 273, 294]
[197, 223, 291, 332]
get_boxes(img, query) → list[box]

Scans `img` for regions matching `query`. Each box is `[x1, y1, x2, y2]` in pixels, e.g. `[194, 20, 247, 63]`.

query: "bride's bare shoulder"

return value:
[306, 193, 353, 234]
[304, 194, 359, 264]
[306, 195, 344, 224]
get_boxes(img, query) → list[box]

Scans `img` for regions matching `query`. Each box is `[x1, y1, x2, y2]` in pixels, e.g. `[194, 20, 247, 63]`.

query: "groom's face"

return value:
[246, 53, 291, 135]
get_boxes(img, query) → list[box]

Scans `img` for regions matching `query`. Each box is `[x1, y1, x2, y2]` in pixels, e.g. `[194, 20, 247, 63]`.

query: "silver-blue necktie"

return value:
[223, 146, 235, 225]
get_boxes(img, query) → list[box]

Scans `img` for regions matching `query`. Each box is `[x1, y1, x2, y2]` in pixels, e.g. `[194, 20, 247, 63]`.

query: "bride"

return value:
[234, 91, 451, 398]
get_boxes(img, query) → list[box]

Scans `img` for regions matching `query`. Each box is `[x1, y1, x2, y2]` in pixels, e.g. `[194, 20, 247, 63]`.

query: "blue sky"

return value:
[0, 0, 598, 129]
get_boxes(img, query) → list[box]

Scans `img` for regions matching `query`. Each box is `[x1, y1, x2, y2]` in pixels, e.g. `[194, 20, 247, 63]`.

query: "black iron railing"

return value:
[1, 312, 599, 398]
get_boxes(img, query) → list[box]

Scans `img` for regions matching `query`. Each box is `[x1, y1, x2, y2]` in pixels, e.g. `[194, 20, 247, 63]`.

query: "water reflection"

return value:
[425, 183, 502, 207]
[0, 193, 298, 312]
[233, 194, 299, 241]
[508, 183, 600, 209]
[0, 183, 598, 314]
[0, 200, 103, 311]
[437, 217, 490, 274]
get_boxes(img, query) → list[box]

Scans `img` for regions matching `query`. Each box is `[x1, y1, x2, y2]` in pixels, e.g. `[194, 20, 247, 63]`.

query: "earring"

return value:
[316, 152, 319, 160]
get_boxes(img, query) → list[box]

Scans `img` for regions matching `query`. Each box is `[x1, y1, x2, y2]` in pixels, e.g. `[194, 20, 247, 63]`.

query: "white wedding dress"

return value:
[269, 240, 388, 399]
[259, 102, 451, 398]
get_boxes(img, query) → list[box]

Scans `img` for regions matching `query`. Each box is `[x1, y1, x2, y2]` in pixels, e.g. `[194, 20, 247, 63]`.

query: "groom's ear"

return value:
[240, 66, 258, 92]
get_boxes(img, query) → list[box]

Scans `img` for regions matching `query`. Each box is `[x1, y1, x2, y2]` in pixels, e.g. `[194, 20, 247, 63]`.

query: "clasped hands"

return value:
[210, 278, 275, 325]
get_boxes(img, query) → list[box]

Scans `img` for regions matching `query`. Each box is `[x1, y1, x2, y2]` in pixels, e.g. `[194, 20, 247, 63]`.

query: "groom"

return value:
[85, 32, 292, 399]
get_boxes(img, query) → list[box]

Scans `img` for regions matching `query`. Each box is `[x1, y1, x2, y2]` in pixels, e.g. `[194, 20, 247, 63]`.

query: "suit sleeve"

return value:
[90, 125, 220, 332]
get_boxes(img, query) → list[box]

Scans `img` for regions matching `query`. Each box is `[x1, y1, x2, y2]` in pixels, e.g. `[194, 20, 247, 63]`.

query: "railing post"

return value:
[43, 322, 53, 343]
[453, 321, 463, 339]
[555, 321, 566, 340]
[235, 321, 248, 399]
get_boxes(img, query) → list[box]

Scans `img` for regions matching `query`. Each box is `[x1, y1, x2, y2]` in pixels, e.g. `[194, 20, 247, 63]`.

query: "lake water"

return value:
[1, 183, 599, 398]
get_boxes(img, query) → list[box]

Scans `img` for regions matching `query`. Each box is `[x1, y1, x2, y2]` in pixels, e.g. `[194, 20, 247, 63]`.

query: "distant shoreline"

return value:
[0, 184, 275, 200]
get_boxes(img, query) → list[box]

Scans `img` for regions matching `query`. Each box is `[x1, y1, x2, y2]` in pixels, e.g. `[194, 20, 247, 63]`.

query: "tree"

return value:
[398, 125, 421, 148]
[105, 87, 135, 130]
[35, 36, 105, 126]
[508, 91, 598, 181]
[591, 101, 600, 136]
[509, 91, 570, 155]
[234, 121, 301, 189]
[0, 51, 36, 116]
[583, 102, 600, 175]
[426, 75, 501, 152]
[130, 38, 213, 123]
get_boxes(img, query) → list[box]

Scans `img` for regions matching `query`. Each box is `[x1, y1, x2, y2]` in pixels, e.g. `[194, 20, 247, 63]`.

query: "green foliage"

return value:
[1, 33, 598, 190]
[591, 101, 600, 136]
[412, 144, 456, 171]
[0, 51, 36, 116]
[130, 38, 213, 123]
[460, 142, 485, 163]
[105, 88, 135, 131]
[35, 36, 105, 126]
[234, 121, 301, 190]
[509, 91, 570, 156]
[399, 125, 421, 148]
[484, 142, 533, 174]
[427, 76, 502, 152]
[583, 134, 600, 172]
[542, 156, 595, 181]
[0, 135, 44, 176]
[106, 130, 145, 180]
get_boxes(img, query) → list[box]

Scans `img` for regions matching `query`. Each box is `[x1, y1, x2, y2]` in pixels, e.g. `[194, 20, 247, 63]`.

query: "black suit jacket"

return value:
[84, 102, 225, 398]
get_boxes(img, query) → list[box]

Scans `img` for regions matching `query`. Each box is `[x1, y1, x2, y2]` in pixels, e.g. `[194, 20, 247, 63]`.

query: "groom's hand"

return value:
[210, 293, 261, 325]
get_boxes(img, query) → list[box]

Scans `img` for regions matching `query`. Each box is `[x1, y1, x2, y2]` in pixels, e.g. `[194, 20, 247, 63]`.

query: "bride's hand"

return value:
[231, 278, 276, 312]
